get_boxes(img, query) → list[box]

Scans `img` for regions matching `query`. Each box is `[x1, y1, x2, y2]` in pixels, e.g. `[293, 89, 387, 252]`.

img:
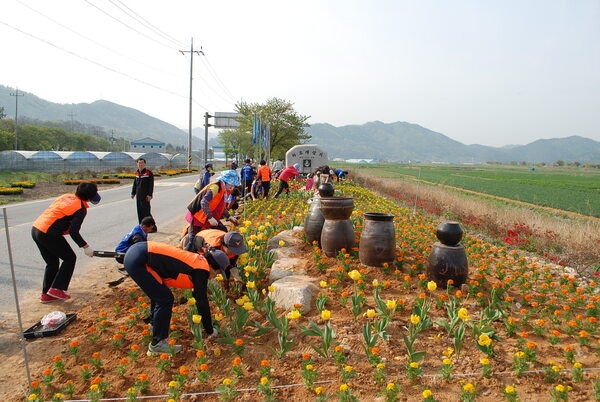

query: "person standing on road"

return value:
[31, 182, 101, 303]
[195, 163, 213, 194]
[274, 163, 300, 198]
[240, 158, 256, 198]
[256, 159, 272, 199]
[124, 241, 227, 355]
[131, 158, 156, 232]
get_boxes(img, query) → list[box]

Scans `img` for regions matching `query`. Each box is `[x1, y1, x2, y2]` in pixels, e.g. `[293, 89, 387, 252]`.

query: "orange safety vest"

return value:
[33, 193, 88, 234]
[188, 181, 228, 225]
[145, 241, 210, 289]
[197, 229, 239, 260]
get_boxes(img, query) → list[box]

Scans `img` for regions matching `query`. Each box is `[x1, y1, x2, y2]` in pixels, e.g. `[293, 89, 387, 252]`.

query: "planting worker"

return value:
[131, 158, 156, 232]
[273, 163, 300, 198]
[114, 216, 156, 264]
[31, 182, 101, 303]
[185, 169, 240, 242]
[180, 229, 247, 287]
[124, 241, 228, 355]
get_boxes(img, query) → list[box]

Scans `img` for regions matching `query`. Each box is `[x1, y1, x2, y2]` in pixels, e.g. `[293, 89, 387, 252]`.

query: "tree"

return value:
[218, 97, 311, 162]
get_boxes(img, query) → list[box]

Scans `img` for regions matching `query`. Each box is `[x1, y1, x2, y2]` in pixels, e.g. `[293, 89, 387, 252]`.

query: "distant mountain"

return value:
[2, 85, 599, 164]
[307, 121, 600, 164]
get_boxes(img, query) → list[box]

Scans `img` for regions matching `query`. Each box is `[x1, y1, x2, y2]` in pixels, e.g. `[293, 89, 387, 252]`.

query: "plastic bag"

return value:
[40, 311, 67, 328]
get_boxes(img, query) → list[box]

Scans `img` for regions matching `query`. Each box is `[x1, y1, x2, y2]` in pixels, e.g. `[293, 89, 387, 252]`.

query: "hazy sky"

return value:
[2, 0, 599, 146]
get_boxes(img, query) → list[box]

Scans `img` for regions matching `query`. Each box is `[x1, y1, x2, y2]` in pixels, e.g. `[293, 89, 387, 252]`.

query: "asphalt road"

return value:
[0, 174, 197, 316]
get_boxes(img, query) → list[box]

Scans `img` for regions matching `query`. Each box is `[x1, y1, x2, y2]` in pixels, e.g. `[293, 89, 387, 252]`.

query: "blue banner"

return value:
[262, 123, 269, 150]
[252, 114, 260, 146]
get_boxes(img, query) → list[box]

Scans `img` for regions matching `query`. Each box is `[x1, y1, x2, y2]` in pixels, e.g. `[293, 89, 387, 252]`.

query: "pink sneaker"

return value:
[40, 293, 59, 303]
[47, 288, 71, 300]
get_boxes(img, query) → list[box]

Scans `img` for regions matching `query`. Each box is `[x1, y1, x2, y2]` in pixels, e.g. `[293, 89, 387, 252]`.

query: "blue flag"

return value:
[262, 123, 269, 150]
[252, 114, 260, 146]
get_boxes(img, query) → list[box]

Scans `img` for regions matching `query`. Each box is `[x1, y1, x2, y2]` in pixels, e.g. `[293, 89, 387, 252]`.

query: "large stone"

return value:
[270, 275, 318, 313]
[269, 258, 307, 282]
[267, 229, 304, 251]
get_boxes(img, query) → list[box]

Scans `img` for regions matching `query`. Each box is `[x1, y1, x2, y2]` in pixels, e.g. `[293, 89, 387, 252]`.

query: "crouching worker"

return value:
[124, 241, 229, 356]
[181, 229, 247, 289]
[114, 216, 156, 264]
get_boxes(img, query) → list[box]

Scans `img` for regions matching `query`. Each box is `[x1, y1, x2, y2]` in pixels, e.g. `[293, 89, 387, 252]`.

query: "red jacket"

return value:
[278, 166, 299, 181]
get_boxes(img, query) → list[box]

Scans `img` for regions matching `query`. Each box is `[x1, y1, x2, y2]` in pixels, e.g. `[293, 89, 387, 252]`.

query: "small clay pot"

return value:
[436, 221, 463, 246]
[318, 182, 335, 197]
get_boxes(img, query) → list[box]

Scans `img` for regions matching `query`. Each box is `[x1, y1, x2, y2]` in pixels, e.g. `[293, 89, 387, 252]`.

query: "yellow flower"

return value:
[422, 389, 433, 398]
[386, 299, 397, 310]
[187, 297, 196, 305]
[260, 376, 269, 385]
[28, 395, 38, 401]
[504, 385, 515, 394]
[386, 382, 396, 390]
[223, 378, 232, 386]
[443, 358, 452, 365]
[319, 280, 328, 288]
[242, 302, 254, 311]
[321, 309, 331, 321]
[457, 308, 469, 321]
[278, 240, 286, 246]
[348, 269, 362, 281]
[443, 347, 454, 357]
[215, 274, 223, 282]
[427, 281, 437, 291]
[315, 387, 323, 395]
[168, 380, 178, 388]
[287, 309, 301, 319]
[372, 279, 379, 288]
[268, 285, 276, 293]
[478, 333, 492, 347]
[555, 384, 566, 393]
[214, 312, 223, 321]
[409, 361, 419, 369]
[192, 314, 202, 324]
[243, 220, 252, 227]
[89, 384, 99, 392]
[246, 281, 256, 289]
[365, 309, 377, 319]
[410, 314, 420, 325]
[306, 364, 314, 371]
[344, 365, 353, 372]
[480, 357, 490, 365]
[247, 240, 255, 247]
[463, 383, 475, 393]
[339, 383, 348, 392]
[515, 351, 525, 358]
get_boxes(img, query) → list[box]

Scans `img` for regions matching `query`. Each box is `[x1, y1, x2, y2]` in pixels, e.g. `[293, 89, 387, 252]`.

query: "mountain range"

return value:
[2, 85, 600, 164]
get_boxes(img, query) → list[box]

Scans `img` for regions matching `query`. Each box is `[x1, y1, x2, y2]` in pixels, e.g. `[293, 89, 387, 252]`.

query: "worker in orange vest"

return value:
[124, 241, 228, 355]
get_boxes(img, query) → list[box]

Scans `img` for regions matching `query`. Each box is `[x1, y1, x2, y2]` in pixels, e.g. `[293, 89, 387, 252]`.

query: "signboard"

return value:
[213, 112, 242, 128]
[285, 144, 328, 175]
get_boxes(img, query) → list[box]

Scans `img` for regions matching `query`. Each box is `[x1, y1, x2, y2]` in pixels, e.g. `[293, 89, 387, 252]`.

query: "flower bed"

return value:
[21, 181, 599, 402]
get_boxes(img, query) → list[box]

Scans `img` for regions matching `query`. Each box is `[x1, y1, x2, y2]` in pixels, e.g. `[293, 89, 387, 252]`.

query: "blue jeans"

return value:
[124, 241, 174, 344]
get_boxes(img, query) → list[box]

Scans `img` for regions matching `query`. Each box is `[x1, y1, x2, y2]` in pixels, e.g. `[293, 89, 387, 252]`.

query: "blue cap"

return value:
[90, 192, 101, 205]
[220, 170, 240, 186]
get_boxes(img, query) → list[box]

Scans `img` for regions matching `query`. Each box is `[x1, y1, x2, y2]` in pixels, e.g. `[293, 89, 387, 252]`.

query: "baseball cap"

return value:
[293, 163, 300, 171]
[223, 231, 246, 255]
[90, 192, 101, 205]
[208, 249, 229, 272]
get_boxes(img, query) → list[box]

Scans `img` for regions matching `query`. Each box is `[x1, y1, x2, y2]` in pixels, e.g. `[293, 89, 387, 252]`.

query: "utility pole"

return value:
[180, 38, 204, 171]
[10, 88, 24, 150]
[67, 111, 76, 132]
[204, 112, 213, 165]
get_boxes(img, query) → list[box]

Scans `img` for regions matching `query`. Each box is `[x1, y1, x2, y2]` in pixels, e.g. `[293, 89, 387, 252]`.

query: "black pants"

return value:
[273, 180, 289, 198]
[31, 227, 76, 293]
[135, 196, 152, 223]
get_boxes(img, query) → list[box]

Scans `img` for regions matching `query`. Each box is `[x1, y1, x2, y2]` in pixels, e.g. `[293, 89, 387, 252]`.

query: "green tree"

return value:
[219, 97, 311, 161]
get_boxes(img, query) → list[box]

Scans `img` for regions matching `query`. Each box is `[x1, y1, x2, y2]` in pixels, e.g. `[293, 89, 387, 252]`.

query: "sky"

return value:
[1, 0, 599, 147]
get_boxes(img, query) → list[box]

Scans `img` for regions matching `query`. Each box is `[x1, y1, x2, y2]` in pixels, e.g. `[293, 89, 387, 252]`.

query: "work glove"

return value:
[83, 246, 94, 257]
[208, 217, 219, 226]
[228, 216, 238, 225]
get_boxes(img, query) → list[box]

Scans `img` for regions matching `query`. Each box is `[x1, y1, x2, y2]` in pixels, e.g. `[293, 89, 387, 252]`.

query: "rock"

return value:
[266, 229, 304, 251]
[270, 275, 318, 313]
[269, 258, 307, 282]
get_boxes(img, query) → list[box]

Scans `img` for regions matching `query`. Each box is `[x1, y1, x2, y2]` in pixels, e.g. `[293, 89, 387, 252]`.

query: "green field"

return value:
[352, 164, 600, 218]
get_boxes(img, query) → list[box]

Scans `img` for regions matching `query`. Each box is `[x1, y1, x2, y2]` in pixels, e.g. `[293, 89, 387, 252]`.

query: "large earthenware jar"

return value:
[436, 221, 463, 246]
[426, 242, 469, 288]
[317, 181, 335, 197]
[304, 198, 325, 246]
[320, 197, 355, 257]
[359, 212, 396, 267]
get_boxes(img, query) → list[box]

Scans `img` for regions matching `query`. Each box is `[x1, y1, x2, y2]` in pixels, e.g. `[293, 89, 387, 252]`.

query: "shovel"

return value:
[93, 251, 128, 286]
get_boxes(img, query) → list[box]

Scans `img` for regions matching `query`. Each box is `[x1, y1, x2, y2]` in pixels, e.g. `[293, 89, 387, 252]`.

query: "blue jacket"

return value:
[115, 224, 148, 253]
[241, 163, 255, 181]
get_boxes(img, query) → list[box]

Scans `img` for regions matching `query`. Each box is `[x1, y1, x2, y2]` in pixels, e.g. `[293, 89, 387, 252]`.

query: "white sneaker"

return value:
[147, 339, 182, 356]
[206, 328, 218, 341]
